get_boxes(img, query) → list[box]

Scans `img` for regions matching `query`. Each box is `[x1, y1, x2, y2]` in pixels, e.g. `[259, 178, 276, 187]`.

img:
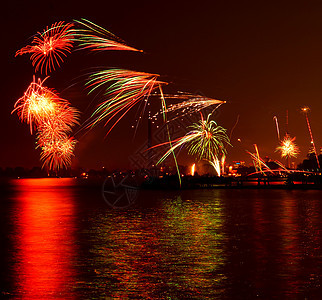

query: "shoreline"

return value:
[1, 176, 321, 191]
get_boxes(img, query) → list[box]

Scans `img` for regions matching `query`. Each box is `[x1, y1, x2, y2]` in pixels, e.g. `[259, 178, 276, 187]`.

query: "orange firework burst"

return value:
[37, 106, 79, 171]
[12, 77, 69, 133]
[15, 21, 74, 74]
[36, 105, 79, 171]
[39, 136, 77, 171]
[276, 134, 300, 159]
[36, 106, 80, 144]
[35, 100, 79, 171]
[13, 77, 80, 171]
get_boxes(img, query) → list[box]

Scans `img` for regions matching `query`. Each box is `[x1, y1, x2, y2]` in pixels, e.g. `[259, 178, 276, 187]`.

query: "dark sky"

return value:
[1, 0, 321, 170]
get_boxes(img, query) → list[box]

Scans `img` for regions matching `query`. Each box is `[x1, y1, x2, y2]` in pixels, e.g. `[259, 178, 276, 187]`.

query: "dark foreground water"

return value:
[1, 178, 322, 299]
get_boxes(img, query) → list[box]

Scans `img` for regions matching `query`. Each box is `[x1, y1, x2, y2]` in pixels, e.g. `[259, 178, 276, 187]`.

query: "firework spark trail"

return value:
[83, 69, 166, 135]
[302, 107, 320, 169]
[155, 132, 205, 164]
[273, 159, 290, 173]
[221, 154, 226, 175]
[253, 144, 263, 173]
[229, 114, 240, 140]
[246, 149, 274, 175]
[286, 110, 289, 133]
[73, 18, 142, 53]
[273, 116, 280, 140]
[209, 157, 221, 176]
[191, 163, 196, 176]
[153, 92, 225, 121]
[15, 22, 74, 75]
[247, 169, 314, 177]
[159, 85, 181, 186]
[153, 113, 230, 165]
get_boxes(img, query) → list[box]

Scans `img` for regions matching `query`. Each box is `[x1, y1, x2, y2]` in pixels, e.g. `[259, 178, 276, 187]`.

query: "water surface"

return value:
[1, 178, 322, 298]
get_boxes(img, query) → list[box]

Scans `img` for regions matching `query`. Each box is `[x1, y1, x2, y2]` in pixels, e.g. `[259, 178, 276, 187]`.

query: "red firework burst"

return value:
[15, 21, 74, 74]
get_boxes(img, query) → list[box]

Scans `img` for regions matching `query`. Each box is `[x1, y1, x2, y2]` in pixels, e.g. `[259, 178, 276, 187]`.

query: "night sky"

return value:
[1, 0, 321, 170]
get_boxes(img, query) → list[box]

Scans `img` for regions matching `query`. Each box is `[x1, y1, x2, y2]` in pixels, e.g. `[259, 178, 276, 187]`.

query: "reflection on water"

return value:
[160, 195, 226, 297]
[278, 193, 301, 296]
[83, 192, 226, 298]
[9, 178, 78, 299]
[221, 190, 322, 299]
[2, 180, 322, 298]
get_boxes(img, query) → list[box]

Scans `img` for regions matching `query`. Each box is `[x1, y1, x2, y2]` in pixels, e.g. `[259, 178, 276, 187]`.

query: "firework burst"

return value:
[73, 18, 141, 53]
[36, 104, 79, 171]
[186, 114, 230, 161]
[36, 105, 80, 144]
[12, 77, 69, 133]
[12, 77, 79, 171]
[155, 113, 230, 164]
[37, 106, 79, 171]
[39, 136, 77, 171]
[15, 21, 74, 74]
[276, 134, 300, 159]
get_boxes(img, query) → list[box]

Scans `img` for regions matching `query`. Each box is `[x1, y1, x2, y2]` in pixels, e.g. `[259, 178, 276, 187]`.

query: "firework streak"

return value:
[302, 107, 320, 169]
[246, 148, 274, 175]
[85, 68, 166, 135]
[158, 85, 182, 185]
[15, 22, 74, 75]
[273, 116, 280, 140]
[72, 19, 141, 52]
[209, 157, 221, 176]
[153, 92, 225, 121]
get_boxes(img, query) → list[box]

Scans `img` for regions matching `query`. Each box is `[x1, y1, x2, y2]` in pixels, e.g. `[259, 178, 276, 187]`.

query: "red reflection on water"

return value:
[278, 194, 300, 296]
[252, 196, 269, 274]
[11, 178, 77, 299]
[250, 192, 301, 297]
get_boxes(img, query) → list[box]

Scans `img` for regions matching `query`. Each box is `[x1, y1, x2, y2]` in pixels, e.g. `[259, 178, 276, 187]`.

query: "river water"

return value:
[1, 178, 322, 299]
